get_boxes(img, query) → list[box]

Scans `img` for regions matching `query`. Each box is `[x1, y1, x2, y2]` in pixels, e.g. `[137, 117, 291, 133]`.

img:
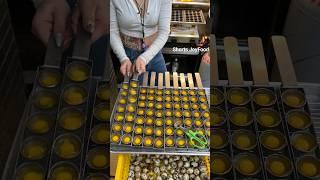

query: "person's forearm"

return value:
[110, 0, 129, 63]
[139, 30, 169, 64]
[110, 31, 129, 63]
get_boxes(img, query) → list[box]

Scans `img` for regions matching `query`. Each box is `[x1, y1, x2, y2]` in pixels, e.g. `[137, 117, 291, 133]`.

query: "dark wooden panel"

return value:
[214, 0, 291, 39]
[0, 0, 26, 176]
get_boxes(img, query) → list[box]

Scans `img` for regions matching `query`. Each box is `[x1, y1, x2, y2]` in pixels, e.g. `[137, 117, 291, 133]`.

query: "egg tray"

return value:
[124, 154, 210, 180]
[212, 85, 320, 180]
[110, 82, 210, 156]
[46, 58, 94, 178]
[253, 87, 298, 180]
[60, 58, 92, 87]
[7, 64, 108, 179]
[94, 80, 113, 107]
[214, 85, 267, 180]
[279, 87, 320, 180]
[81, 80, 110, 179]
[211, 95, 266, 180]
[4, 28, 103, 179]
[171, 8, 206, 24]
[29, 66, 62, 114]
[13, 65, 63, 178]
[10, 57, 94, 179]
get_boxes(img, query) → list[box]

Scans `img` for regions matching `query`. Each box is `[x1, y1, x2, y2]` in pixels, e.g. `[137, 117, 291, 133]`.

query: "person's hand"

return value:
[32, 0, 107, 47]
[32, 0, 72, 47]
[134, 57, 146, 75]
[202, 52, 210, 64]
[72, 0, 107, 42]
[120, 59, 133, 77]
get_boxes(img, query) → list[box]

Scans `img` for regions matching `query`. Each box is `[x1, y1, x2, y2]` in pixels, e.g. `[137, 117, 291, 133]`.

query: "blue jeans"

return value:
[124, 47, 167, 73]
[124, 47, 167, 84]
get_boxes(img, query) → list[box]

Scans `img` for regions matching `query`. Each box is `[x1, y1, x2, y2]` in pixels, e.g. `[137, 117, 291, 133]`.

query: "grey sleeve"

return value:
[139, 0, 172, 64]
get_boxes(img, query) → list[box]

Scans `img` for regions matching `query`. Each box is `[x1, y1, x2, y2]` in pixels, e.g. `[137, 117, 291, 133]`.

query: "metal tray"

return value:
[81, 80, 109, 179]
[171, 8, 206, 25]
[10, 65, 63, 179]
[111, 72, 210, 156]
[212, 84, 320, 180]
[2, 32, 98, 180]
[47, 58, 94, 179]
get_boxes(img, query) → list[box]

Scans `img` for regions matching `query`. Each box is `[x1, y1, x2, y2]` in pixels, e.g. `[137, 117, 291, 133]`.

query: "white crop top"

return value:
[110, 0, 172, 64]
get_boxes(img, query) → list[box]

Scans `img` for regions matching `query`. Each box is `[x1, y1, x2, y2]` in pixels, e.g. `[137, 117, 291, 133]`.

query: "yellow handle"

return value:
[115, 154, 131, 180]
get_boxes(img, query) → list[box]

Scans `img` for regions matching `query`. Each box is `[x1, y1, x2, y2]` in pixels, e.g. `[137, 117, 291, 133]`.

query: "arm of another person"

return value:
[109, 0, 129, 63]
[199, 51, 210, 87]
[110, 0, 133, 76]
[138, 0, 172, 64]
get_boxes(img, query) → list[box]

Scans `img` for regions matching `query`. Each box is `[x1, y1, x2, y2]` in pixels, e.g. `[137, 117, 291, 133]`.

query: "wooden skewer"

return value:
[180, 73, 186, 88]
[158, 73, 163, 89]
[165, 72, 170, 88]
[187, 73, 194, 88]
[150, 72, 156, 87]
[272, 36, 297, 86]
[224, 37, 243, 85]
[143, 71, 149, 86]
[248, 37, 269, 85]
[173, 72, 179, 88]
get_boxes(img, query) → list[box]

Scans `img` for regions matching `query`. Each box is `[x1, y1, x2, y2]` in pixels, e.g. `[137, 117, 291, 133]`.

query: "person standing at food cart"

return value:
[110, 0, 172, 76]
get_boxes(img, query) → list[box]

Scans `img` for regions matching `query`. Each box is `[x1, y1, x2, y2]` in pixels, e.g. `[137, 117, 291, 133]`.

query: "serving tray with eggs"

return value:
[211, 35, 320, 179]
[110, 72, 210, 156]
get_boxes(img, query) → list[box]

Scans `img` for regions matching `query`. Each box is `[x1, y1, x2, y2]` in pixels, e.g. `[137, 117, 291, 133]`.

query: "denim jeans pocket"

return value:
[124, 46, 141, 62]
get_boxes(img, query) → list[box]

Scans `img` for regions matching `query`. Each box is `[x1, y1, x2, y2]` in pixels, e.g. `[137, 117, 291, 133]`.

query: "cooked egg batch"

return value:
[212, 87, 320, 179]
[111, 84, 210, 150]
[15, 61, 109, 180]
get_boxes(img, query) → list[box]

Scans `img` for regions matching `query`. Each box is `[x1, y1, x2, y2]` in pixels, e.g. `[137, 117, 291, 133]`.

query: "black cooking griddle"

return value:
[2, 30, 110, 180]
